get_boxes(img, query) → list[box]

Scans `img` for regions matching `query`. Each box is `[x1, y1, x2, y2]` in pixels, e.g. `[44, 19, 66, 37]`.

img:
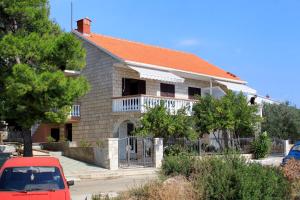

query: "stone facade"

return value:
[72, 38, 116, 143]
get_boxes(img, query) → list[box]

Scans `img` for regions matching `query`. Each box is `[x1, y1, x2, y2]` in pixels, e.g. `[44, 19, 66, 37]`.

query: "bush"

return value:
[164, 144, 187, 156]
[251, 131, 272, 159]
[161, 151, 194, 177]
[46, 136, 56, 143]
[192, 155, 290, 200]
[79, 139, 91, 147]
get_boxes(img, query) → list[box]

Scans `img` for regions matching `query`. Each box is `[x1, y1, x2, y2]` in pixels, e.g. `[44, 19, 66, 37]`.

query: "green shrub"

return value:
[96, 139, 105, 148]
[161, 151, 194, 177]
[251, 131, 272, 159]
[79, 139, 91, 147]
[164, 144, 186, 156]
[46, 136, 56, 143]
[192, 154, 290, 200]
[59, 135, 67, 142]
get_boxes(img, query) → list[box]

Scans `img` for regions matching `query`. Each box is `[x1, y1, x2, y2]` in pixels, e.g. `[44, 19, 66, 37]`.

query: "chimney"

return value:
[77, 17, 92, 35]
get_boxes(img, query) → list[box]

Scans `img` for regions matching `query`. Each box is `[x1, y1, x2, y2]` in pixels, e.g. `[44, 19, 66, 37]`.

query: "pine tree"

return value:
[0, 0, 89, 156]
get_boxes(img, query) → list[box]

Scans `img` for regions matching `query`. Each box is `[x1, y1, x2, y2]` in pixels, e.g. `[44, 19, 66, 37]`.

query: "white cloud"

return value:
[177, 39, 200, 46]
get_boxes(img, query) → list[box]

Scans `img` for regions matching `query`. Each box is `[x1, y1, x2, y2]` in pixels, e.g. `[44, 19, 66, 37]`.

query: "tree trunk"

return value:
[22, 128, 33, 157]
[212, 131, 223, 151]
[222, 129, 229, 149]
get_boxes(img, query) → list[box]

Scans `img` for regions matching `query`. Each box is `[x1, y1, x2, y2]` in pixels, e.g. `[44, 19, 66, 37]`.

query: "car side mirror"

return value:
[67, 180, 74, 187]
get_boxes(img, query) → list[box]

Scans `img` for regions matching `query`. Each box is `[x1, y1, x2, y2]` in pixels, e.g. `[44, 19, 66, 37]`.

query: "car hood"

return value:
[0, 190, 68, 200]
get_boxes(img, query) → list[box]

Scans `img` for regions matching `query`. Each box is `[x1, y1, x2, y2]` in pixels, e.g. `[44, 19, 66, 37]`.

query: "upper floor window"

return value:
[160, 83, 175, 97]
[122, 78, 146, 96]
[188, 87, 201, 99]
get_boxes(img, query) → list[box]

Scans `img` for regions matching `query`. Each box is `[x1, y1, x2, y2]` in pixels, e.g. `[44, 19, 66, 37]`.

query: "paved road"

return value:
[71, 174, 157, 200]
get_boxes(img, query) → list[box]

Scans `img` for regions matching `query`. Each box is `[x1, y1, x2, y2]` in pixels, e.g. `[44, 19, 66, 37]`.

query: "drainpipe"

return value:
[210, 79, 213, 95]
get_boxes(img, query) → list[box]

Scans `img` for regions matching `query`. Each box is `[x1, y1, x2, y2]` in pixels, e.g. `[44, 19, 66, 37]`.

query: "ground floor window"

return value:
[50, 128, 60, 142]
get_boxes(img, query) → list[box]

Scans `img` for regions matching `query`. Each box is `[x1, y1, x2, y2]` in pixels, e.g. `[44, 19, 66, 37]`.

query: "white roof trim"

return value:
[125, 60, 247, 84]
[216, 80, 257, 94]
[128, 65, 185, 83]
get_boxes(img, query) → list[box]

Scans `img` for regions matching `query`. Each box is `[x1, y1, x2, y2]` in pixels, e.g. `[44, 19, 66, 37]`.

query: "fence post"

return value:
[198, 139, 202, 156]
[108, 138, 119, 170]
[154, 138, 164, 168]
[283, 140, 290, 156]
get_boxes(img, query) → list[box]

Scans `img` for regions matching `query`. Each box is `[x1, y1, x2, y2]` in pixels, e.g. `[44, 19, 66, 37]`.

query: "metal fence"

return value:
[166, 137, 254, 155]
[166, 137, 286, 155]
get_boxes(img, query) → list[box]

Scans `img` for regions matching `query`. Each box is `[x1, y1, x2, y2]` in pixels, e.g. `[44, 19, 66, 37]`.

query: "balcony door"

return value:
[188, 87, 201, 99]
[122, 78, 146, 96]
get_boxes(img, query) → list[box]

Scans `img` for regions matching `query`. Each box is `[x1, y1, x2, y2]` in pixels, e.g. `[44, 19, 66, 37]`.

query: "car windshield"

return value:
[0, 166, 65, 192]
[292, 145, 300, 152]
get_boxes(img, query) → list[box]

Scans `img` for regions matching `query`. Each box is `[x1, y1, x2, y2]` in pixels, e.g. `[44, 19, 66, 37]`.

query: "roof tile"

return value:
[82, 33, 241, 81]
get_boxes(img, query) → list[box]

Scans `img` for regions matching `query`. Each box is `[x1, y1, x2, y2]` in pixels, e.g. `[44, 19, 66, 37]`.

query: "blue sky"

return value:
[49, 0, 300, 105]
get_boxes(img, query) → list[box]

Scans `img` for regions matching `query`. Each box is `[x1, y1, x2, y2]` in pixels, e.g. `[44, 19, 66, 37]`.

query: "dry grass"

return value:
[283, 159, 300, 181]
[119, 176, 199, 200]
[283, 159, 300, 199]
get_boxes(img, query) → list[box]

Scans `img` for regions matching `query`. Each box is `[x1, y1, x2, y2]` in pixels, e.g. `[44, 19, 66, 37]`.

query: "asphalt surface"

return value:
[71, 174, 157, 200]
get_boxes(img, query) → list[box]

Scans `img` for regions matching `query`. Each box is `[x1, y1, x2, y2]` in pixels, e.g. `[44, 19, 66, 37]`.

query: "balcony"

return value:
[68, 105, 80, 122]
[112, 95, 196, 115]
[70, 105, 80, 117]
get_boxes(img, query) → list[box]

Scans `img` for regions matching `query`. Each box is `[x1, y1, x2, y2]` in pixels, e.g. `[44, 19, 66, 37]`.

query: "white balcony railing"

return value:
[70, 105, 80, 117]
[112, 95, 196, 115]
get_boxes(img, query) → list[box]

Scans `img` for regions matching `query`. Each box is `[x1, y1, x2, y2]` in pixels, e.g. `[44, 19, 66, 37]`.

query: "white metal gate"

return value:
[118, 136, 154, 168]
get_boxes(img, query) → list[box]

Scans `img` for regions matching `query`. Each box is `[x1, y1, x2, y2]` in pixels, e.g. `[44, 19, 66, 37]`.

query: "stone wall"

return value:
[41, 142, 68, 152]
[72, 37, 117, 141]
[64, 147, 95, 164]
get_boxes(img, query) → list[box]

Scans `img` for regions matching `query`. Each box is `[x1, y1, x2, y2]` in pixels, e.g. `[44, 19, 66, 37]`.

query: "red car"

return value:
[0, 157, 74, 200]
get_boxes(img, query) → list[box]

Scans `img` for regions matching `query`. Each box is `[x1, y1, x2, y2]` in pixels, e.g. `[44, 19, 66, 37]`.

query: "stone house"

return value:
[32, 18, 265, 151]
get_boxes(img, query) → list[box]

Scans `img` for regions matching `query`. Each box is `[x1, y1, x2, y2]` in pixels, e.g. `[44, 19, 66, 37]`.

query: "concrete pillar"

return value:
[284, 140, 290, 156]
[154, 138, 164, 168]
[108, 138, 119, 170]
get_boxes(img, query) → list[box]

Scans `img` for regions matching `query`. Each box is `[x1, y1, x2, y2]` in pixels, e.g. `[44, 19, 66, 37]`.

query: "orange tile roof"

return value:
[82, 33, 242, 81]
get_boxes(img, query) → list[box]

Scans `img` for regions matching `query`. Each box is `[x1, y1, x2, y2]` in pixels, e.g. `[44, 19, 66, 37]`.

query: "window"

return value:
[160, 83, 175, 97]
[0, 167, 65, 191]
[188, 87, 201, 99]
[292, 145, 300, 152]
[122, 78, 146, 96]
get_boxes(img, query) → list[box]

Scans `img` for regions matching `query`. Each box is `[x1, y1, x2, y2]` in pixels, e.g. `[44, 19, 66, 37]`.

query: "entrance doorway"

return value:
[65, 124, 72, 141]
[127, 123, 137, 155]
[50, 128, 60, 142]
